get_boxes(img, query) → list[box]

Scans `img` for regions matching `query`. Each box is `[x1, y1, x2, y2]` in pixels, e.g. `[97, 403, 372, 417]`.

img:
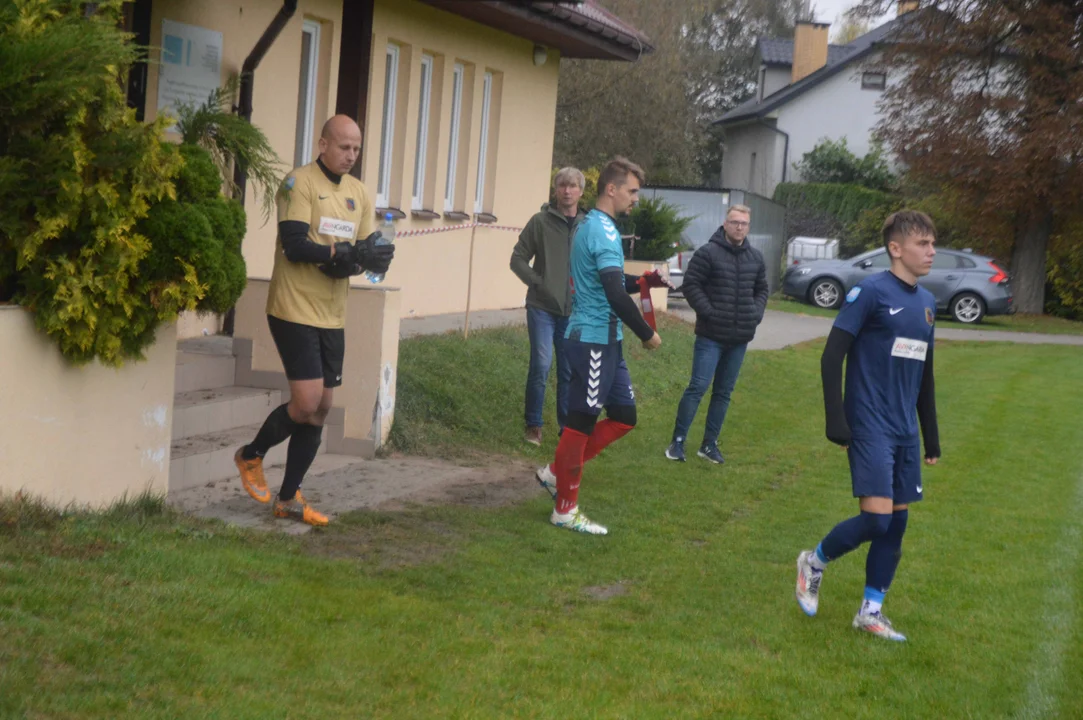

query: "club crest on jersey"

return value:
[926, 307, 935, 326]
[846, 287, 862, 303]
[346, 198, 355, 211]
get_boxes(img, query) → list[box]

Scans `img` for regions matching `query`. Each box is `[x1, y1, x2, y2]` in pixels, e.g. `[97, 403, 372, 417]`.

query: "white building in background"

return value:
[714, 2, 920, 198]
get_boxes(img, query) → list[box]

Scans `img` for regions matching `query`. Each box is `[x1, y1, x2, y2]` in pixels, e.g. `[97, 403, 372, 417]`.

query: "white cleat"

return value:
[795, 550, 823, 617]
[852, 611, 907, 642]
[550, 507, 608, 535]
[535, 465, 557, 498]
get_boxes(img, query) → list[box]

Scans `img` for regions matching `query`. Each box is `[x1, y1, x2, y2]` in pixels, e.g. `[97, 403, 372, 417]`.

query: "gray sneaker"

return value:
[852, 611, 907, 642]
[665, 440, 686, 462]
[697, 444, 725, 464]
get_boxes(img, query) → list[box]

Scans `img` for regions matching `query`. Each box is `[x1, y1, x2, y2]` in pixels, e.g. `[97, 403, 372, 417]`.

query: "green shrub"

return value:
[0, 0, 204, 365]
[774, 182, 900, 256]
[138, 145, 247, 315]
[1047, 227, 1083, 321]
[793, 137, 895, 192]
[623, 197, 694, 261]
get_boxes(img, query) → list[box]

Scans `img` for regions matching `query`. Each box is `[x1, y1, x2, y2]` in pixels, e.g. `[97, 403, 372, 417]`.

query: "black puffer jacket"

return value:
[682, 226, 769, 345]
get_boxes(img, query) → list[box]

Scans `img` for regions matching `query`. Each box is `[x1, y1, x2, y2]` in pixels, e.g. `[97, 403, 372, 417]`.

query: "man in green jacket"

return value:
[510, 167, 586, 445]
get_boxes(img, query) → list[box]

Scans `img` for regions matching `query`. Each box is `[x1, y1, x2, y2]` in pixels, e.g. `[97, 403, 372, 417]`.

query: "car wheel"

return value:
[950, 292, 985, 323]
[809, 278, 844, 310]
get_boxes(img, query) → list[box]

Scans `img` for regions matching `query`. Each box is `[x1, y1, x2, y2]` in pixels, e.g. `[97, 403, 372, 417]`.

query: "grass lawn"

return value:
[767, 294, 1083, 335]
[3, 315, 1083, 718]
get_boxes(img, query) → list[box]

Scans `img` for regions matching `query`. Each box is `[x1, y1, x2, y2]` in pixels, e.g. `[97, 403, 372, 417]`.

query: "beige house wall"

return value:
[364, 0, 560, 318]
[0, 308, 176, 507]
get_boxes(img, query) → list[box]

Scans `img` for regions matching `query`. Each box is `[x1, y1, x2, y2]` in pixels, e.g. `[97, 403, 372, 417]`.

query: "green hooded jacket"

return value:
[509, 203, 585, 317]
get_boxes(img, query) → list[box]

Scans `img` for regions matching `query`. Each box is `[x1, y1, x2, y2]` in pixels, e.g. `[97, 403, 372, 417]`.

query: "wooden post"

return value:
[463, 223, 478, 338]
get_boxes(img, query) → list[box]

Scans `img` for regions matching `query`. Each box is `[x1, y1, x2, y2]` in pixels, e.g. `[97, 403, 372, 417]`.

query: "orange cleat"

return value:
[272, 490, 329, 526]
[235, 448, 270, 503]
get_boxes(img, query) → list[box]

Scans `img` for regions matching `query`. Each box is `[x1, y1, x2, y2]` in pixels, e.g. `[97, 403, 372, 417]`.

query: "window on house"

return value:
[474, 71, 501, 215]
[377, 44, 400, 208]
[294, 19, 321, 167]
[474, 72, 493, 214]
[411, 54, 434, 211]
[444, 63, 464, 211]
[861, 71, 886, 90]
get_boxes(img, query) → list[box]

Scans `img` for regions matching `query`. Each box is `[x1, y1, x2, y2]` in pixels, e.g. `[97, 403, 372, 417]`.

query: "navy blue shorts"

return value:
[848, 440, 924, 504]
[566, 339, 635, 416]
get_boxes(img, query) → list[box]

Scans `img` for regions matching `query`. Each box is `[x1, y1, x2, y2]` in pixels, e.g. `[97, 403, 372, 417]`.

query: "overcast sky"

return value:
[810, 0, 893, 37]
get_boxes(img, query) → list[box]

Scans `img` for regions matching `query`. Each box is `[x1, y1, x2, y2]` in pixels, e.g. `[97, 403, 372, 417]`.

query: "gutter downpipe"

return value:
[233, 0, 298, 199]
[226, 0, 297, 336]
[758, 119, 790, 187]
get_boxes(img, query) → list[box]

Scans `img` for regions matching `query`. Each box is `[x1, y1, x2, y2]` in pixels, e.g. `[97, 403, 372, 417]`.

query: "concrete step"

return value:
[172, 386, 282, 441]
[174, 350, 236, 394]
[170, 423, 326, 494]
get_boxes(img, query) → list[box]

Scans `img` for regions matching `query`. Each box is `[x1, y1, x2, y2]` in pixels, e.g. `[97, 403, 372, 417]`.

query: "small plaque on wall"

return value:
[157, 19, 223, 132]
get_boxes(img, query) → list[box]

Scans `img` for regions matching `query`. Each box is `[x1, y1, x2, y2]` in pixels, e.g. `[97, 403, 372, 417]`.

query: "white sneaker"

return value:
[852, 611, 907, 642]
[550, 507, 608, 535]
[535, 465, 557, 498]
[795, 550, 823, 617]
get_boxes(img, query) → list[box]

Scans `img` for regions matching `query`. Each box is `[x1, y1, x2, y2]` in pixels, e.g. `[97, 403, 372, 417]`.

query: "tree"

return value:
[793, 137, 895, 191]
[832, 9, 871, 44]
[850, 0, 1083, 313]
[553, 0, 804, 186]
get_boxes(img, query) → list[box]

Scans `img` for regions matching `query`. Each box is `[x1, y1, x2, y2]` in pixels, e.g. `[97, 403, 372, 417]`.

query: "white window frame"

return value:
[377, 44, 400, 208]
[295, 20, 321, 167]
[474, 71, 493, 214]
[444, 63, 464, 211]
[411, 54, 434, 211]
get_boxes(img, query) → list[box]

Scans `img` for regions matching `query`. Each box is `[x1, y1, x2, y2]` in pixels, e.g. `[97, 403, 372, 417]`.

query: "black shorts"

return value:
[267, 314, 345, 388]
[566, 339, 635, 416]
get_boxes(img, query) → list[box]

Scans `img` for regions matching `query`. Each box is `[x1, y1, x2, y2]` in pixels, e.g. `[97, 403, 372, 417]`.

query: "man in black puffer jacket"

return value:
[665, 204, 768, 464]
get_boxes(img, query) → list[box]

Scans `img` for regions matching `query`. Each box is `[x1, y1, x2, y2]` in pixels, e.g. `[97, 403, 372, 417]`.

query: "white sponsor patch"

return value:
[318, 216, 356, 239]
[891, 337, 928, 361]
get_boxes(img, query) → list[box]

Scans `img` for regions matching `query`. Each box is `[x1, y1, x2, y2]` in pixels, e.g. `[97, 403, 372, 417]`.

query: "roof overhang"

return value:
[417, 1, 653, 61]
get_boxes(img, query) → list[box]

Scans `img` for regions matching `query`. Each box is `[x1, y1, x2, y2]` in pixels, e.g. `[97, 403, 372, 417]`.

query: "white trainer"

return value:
[550, 507, 607, 535]
[852, 611, 907, 641]
[535, 465, 557, 498]
[795, 550, 823, 617]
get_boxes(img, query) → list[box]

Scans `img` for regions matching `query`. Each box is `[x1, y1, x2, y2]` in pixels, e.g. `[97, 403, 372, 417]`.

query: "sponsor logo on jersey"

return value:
[318, 216, 357, 240]
[891, 337, 928, 361]
[846, 286, 862, 303]
[889, 307, 903, 315]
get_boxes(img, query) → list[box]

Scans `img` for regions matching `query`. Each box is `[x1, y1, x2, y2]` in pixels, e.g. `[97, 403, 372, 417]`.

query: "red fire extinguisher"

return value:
[636, 270, 670, 331]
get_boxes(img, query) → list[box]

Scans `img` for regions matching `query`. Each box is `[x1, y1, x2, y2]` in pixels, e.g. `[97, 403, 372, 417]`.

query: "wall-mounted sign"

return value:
[156, 19, 223, 131]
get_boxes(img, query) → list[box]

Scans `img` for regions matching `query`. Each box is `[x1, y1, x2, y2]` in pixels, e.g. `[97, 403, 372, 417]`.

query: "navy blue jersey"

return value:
[834, 271, 936, 442]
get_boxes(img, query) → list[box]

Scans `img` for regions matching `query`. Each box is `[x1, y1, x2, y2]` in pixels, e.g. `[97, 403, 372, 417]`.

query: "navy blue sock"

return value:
[279, 423, 322, 501]
[818, 511, 892, 562]
[865, 509, 909, 593]
[244, 403, 296, 459]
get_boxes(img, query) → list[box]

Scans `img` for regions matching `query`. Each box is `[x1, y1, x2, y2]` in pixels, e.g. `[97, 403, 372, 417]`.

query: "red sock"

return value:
[553, 428, 589, 514]
[547, 421, 634, 476]
[583, 419, 634, 462]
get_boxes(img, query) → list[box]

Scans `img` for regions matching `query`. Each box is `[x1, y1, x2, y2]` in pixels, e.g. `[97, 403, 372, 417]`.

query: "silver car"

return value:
[782, 247, 1014, 323]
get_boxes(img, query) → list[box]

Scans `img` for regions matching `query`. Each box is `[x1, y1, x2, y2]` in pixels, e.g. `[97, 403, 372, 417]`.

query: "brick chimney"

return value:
[898, 1, 919, 15]
[792, 21, 830, 84]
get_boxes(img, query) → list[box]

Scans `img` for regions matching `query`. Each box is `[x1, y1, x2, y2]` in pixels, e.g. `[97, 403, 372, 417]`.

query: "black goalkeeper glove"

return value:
[354, 231, 395, 275]
[319, 241, 362, 278]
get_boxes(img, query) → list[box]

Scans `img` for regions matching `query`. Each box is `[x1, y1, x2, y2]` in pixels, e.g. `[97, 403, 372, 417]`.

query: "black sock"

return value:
[243, 403, 297, 459]
[279, 423, 322, 501]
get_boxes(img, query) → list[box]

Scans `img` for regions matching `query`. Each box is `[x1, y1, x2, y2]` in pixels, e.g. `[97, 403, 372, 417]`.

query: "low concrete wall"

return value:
[0, 306, 176, 506]
[232, 280, 401, 457]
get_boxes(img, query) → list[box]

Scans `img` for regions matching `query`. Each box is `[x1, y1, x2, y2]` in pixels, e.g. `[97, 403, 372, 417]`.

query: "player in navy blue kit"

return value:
[533, 157, 662, 535]
[795, 210, 941, 641]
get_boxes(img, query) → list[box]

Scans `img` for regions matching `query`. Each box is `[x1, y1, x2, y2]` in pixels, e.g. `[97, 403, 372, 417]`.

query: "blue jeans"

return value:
[672, 336, 748, 447]
[525, 306, 570, 429]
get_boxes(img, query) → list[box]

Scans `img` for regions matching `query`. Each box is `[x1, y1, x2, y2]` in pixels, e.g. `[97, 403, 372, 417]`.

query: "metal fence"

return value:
[641, 186, 788, 294]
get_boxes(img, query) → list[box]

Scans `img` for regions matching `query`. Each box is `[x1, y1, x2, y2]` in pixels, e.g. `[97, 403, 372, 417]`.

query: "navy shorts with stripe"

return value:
[848, 439, 924, 504]
[566, 339, 635, 416]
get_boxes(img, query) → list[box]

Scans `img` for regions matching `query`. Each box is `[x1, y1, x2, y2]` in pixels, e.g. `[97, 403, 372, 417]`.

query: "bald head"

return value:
[318, 114, 362, 176]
